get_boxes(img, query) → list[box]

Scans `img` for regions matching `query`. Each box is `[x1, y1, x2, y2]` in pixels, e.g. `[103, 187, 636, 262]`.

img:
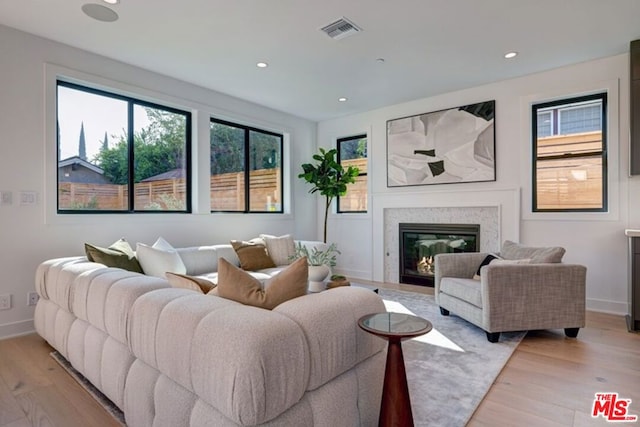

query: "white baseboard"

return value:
[334, 268, 372, 281]
[586, 298, 627, 316]
[0, 319, 35, 340]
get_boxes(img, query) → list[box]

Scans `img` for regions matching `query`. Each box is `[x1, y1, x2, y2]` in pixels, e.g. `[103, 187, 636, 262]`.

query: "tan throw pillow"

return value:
[260, 234, 295, 266]
[215, 256, 308, 310]
[165, 272, 217, 294]
[230, 239, 276, 271]
[84, 238, 143, 273]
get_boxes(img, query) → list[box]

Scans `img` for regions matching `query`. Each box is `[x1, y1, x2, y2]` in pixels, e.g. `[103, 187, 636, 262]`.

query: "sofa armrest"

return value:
[481, 263, 587, 330]
[434, 252, 488, 293]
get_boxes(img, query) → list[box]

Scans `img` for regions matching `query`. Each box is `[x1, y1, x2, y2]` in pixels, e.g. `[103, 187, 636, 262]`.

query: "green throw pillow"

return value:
[85, 238, 143, 273]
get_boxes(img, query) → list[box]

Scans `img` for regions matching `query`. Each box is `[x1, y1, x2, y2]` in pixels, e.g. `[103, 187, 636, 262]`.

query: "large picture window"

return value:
[532, 93, 607, 212]
[337, 134, 367, 213]
[57, 81, 191, 213]
[210, 118, 283, 212]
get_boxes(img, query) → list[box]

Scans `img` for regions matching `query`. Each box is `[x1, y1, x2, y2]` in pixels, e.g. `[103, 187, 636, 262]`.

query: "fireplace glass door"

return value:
[399, 223, 479, 286]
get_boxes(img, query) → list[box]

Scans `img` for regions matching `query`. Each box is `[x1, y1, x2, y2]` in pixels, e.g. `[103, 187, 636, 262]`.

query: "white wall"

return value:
[320, 53, 635, 315]
[0, 24, 318, 338]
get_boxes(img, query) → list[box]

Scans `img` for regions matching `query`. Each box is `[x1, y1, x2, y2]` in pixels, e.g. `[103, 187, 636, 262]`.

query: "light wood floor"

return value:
[1, 282, 639, 427]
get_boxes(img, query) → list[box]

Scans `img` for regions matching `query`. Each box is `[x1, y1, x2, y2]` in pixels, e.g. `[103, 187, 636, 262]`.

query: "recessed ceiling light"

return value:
[338, 97, 348, 102]
[256, 62, 268, 68]
[376, 58, 385, 63]
[504, 51, 518, 59]
[103, 0, 119, 4]
[81, 3, 118, 22]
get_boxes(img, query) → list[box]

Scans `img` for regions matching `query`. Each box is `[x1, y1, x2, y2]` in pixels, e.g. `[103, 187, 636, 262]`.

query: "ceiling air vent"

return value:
[320, 17, 362, 40]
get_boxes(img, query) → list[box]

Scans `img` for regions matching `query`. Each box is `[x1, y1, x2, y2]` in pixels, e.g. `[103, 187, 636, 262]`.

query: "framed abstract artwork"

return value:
[386, 100, 495, 187]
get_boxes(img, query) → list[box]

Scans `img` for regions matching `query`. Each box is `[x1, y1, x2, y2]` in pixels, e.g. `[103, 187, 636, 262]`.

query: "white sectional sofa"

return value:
[34, 242, 386, 426]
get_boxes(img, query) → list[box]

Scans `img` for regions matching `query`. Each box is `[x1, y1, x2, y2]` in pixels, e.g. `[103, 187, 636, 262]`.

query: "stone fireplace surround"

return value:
[370, 188, 520, 284]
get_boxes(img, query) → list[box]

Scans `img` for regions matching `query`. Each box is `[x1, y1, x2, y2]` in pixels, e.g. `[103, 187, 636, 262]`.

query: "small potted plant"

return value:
[327, 274, 350, 289]
[290, 242, 341, 291]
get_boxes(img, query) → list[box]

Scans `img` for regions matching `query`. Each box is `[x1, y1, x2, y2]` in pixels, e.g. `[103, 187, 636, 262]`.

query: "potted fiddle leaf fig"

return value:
[299, 148, 360, 243]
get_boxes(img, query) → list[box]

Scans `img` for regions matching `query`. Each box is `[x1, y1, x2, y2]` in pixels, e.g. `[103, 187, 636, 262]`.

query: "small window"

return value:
[532, 93, 607, 212]
[337, 134, 368, 213]
[57, 81, 191, 213]
[210, 118, 283, 212]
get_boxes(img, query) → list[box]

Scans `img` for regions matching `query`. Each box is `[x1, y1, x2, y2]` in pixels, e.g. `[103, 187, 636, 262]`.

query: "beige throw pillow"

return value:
[260, 234, 295, 266]
[500, 240, 565, 263]
[165, 272, 217, 294]
[215, 256, 308, 310]
[230, 239, 276, 271]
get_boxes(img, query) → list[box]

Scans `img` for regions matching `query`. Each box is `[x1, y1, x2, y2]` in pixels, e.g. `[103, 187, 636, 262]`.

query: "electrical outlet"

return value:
[27, 292, 39, 306]
[0, 294, 11, 310]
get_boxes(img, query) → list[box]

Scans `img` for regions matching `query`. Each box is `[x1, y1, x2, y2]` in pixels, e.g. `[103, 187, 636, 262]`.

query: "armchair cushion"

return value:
[500, 240, 565, 263]
[440, 278, 482, 308]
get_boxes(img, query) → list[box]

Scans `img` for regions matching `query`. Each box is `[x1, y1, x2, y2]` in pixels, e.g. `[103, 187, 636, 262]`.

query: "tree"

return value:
[78, 122, 87, 161]
[299, 148, 359, 243]
[210, 123, 281, 174]
[94, 107, 187, 184]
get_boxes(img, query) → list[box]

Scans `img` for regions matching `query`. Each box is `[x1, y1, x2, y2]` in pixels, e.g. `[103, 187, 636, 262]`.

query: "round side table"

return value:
[358, 312, 432, 427]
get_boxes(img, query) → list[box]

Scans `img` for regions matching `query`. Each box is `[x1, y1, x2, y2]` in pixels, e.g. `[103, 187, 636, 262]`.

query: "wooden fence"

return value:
[535, 131, 603, 209]
[59, 159, 368, 211]
[59, 168, 280, 211]
[339, 158, 368, 211]
[210, 169, 281, 211]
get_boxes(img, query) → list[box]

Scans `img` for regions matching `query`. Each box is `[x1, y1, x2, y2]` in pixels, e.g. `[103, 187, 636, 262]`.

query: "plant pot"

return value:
[308, 264, 330, 292]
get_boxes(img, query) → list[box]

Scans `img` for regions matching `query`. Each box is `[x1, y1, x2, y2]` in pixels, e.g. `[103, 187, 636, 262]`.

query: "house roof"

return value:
[1, 1, 639, 121]
[58, 156, 104, 175]
[140, 169, 184, 182]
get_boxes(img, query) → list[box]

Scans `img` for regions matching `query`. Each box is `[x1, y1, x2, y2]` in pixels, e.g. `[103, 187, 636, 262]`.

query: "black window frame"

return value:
[56, 80, 192, 214]
[531, 92, 607, 213]
[337, 134, 368, 214]
[209, 117, 284, 213]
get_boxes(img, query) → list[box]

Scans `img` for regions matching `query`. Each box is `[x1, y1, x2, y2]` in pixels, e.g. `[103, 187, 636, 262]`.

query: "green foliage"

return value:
[94, 108, 187, 185]
[339, 137, 367, 160]
[289, 242, 341, 267]
[298, 148, 359, 242]
[210, 122, 281, 175]
[144, 193, 186, 211]
[69, 195, 99, 210]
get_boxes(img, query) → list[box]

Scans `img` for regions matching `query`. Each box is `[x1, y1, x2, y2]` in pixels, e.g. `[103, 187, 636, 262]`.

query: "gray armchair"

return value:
[434, 241, 586, 342]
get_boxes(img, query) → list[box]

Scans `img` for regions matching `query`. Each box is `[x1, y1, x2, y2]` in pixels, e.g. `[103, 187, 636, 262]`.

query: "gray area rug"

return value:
[50, 351, 126, 426]
[50, 288, 524, 427]
[378, 288, 525, 427]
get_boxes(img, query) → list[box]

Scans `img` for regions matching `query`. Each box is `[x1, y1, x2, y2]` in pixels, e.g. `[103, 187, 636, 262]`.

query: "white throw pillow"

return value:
[260, 234, 296, 266]
[136, 237, 186, 277]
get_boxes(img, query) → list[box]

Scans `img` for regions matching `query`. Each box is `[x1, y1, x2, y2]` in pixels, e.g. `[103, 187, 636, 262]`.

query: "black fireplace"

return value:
[399, 223, 480, 287]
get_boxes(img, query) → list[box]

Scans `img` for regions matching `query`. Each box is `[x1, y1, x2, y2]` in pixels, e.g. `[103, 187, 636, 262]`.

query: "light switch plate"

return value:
[0, 191, 12, 206]
[0, 294, 11, 310]
[19, 191, 37, 205]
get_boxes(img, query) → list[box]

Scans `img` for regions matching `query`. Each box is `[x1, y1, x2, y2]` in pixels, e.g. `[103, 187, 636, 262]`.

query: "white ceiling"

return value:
[1, 0, 639, 121]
